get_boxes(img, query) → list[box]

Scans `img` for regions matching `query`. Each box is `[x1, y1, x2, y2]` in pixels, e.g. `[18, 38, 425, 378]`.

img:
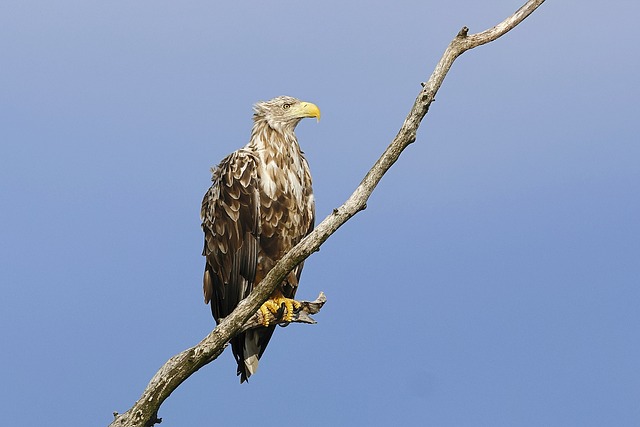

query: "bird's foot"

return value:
[259, 296, 302, 327]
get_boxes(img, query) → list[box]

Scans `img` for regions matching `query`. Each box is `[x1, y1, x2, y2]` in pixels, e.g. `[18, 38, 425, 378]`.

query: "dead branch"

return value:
[109, 1, 545, 425]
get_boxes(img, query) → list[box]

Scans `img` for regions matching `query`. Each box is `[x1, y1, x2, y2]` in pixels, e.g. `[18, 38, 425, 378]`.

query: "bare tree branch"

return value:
[110, 1, 545, 425]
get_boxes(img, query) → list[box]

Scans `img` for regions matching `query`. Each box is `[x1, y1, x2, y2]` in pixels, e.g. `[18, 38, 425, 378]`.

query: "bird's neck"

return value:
[247, 118, 302, 161]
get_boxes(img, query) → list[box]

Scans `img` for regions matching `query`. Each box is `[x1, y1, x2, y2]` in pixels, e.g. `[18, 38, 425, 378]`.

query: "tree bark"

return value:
[110, 1, 545, 425]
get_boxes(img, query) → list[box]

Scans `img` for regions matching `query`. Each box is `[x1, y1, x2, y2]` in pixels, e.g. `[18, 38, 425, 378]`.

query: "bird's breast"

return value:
[256, 153, 313, 258]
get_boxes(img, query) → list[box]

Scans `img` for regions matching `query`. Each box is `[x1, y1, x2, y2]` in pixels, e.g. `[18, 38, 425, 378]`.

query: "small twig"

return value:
[143, 412, 161, 427]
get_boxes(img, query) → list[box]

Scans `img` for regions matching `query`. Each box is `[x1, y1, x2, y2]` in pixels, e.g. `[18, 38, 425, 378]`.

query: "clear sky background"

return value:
[1, 1, 639, 426]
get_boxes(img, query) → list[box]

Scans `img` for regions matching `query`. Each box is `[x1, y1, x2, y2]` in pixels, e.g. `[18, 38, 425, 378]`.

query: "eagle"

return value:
[201, 96, 320, 382]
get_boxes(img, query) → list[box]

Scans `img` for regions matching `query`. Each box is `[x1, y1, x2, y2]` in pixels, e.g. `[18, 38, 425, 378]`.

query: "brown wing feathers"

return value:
[201, 151, 260, 321]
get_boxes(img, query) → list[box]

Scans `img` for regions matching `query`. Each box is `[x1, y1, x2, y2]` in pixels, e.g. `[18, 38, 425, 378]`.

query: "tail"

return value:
[232, 327, 276, 383]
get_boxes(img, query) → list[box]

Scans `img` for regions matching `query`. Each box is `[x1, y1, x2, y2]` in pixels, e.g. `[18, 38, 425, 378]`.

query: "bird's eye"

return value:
[282, 103, 291, 110]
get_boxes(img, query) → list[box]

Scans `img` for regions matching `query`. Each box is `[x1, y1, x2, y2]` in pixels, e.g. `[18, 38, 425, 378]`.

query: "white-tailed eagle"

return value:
[201, 96, 320, 382]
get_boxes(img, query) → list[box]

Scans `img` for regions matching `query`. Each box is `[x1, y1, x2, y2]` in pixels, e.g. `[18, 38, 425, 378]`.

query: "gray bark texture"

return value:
[110, 1, 545, 425]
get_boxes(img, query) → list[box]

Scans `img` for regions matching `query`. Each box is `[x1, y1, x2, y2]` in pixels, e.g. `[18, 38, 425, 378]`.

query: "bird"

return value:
[201, 96, 320, 382]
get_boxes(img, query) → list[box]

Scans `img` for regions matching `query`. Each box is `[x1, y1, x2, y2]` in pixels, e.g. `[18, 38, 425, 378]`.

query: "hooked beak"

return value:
[296, 101, 321, 122]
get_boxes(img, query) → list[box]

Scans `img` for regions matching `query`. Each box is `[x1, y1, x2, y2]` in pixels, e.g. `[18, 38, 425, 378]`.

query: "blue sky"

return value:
[1, 1, 639, 426]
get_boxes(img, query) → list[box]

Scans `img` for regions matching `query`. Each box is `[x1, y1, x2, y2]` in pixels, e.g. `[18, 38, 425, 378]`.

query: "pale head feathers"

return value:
[253, 96, 320, 133]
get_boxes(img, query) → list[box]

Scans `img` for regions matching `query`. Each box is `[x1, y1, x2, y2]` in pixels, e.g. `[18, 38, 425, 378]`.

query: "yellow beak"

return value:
[297, 102, 321, 122]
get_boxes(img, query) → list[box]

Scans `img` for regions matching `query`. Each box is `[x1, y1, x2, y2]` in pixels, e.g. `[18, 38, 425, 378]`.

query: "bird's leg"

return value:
[259, 290, 302, 327]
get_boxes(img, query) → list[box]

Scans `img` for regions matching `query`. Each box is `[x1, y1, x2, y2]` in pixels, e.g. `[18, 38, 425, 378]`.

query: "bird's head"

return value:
[253, 96, 321, 133]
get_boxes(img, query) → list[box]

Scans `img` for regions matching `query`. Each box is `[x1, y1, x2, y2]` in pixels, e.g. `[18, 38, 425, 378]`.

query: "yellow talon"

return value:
[258, 295, 302, 326]
[284, 300, 293, 322]
[259, 304, 271, 327]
